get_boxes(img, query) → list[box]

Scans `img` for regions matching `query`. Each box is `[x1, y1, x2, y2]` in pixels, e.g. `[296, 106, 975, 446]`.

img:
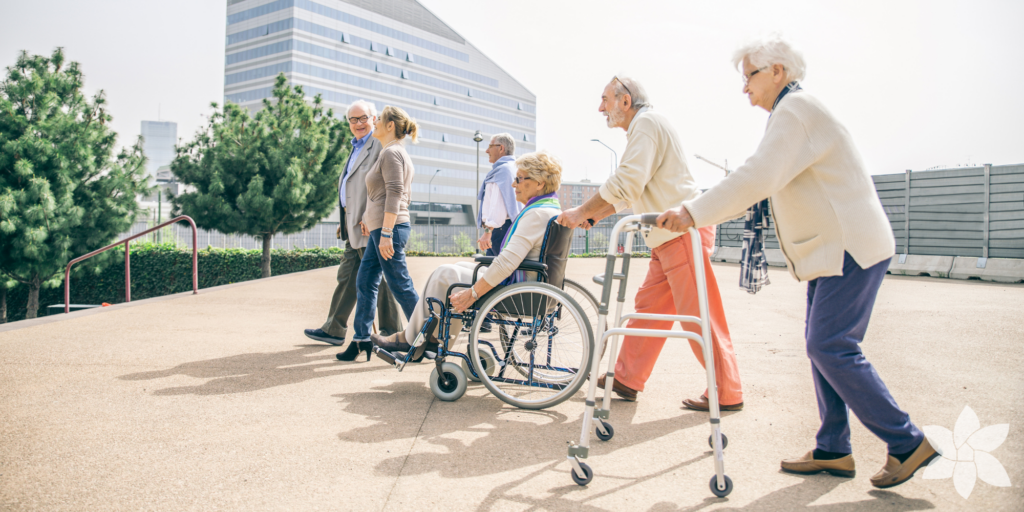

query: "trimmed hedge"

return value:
[3, 243, 347, 323]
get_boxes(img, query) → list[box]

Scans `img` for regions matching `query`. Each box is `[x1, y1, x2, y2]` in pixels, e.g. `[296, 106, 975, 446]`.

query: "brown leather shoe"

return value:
[682, 394, 744, 411]
[781, 451, 856, 477]
[596, 375, 638, 402]
[870, 438, 938, 489]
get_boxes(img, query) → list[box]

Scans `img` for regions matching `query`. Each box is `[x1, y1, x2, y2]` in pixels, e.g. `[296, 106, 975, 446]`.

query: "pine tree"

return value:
[171, 74, 350, 278]
[0, 48, 149, 320]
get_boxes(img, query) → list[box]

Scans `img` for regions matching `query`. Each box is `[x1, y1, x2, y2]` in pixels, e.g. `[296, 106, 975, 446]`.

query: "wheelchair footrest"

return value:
[373, 346, 398, 366]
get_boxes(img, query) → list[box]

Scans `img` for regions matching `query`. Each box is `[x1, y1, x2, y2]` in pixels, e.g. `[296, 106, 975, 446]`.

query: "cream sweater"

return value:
[481, 207, 560, 287]
[683, 92, 895, 282]
[598, 109, 700, 249]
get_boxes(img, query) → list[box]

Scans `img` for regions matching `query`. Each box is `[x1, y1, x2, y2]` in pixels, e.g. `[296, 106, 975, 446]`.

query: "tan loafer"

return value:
[596, 375, 638, 401]
[781, 451, 856, 477]
[682, 394, 744, 411]
[870, 438, 938, 489]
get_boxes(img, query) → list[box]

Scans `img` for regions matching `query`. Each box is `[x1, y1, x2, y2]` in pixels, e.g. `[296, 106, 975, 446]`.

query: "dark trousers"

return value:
[321, 240, 404, 338]
[485, 219, 513, 256]
[806, 252, 923, 454]
[354, 224, 420, 341]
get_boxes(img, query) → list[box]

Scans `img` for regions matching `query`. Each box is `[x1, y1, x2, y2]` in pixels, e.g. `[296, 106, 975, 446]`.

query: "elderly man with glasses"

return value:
[557, 76, 744, 411]
[304, 100, 403, 348]
[478, 133, 523, 256]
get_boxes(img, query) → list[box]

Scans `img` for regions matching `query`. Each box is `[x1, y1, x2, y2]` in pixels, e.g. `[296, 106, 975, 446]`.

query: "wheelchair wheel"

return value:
[462, 349, 497, 382]
[561, 279, 604, 342]
[469, 282, 593, 410]
[429, 362, 467, 401]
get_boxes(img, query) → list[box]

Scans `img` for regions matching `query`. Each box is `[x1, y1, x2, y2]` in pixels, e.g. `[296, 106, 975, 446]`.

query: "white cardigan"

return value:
[684, 91, 894, 281]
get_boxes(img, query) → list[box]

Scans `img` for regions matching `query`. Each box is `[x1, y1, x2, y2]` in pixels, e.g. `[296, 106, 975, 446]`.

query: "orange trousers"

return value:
[614, 225, 744, 405]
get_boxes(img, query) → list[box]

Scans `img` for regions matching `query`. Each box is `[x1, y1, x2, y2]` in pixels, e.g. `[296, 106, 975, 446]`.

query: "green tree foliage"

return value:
[0, 48, 149, 320]
[170, 74, 350, 278]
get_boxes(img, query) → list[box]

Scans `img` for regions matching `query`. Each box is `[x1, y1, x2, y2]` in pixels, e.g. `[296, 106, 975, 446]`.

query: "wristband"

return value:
[380, 233, 392, 239]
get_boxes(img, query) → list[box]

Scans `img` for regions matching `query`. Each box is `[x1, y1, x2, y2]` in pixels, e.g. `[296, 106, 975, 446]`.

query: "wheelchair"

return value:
[372, 217, 600, 410]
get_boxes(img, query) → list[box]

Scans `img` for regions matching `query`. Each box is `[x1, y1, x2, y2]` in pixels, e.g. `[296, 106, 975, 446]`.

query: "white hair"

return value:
[347, 99, 377, 118]
[490, 133, 515, 156]
[609, 75, 652, 111]
[732, 36, 806, 82]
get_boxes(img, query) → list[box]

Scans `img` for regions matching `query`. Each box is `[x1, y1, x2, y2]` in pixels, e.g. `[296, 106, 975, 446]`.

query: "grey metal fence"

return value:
[714, 164, 1024, 259]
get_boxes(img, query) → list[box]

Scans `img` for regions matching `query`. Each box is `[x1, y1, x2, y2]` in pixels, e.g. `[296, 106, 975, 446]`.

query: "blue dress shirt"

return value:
[340, 130, 373, 208]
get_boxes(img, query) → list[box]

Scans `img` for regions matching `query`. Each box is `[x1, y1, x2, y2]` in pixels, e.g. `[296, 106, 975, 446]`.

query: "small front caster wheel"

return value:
[708, 433, 728, 449]
[462, 350, 497, 383]
[429, 362, 467, 401]
[571, 462, 594, 486]
[595, 420, 615, 441]
[709, 474, 733, 497]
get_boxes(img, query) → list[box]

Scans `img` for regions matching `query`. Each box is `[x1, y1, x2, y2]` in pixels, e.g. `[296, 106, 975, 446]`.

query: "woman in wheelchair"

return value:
[371, 151, 563, 354]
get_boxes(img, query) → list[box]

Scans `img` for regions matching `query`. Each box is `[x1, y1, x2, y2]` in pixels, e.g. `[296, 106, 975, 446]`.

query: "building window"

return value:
[340, 33, 350, 44]
[386, 46, 395, 57]
[517, 102, 524, 111]
[467, 89, 473, 97]
[523, 134, 530, 142]
[370, 42, 379, 52]
[406, 53, 414, 63]
[441, 133, 449, 142]
[401, 70, 409, 79]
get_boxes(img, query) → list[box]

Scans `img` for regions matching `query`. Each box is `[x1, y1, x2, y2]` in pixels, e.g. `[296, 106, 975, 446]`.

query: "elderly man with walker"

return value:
[656, 37, 936, 489]
[557, 76, 744, 411]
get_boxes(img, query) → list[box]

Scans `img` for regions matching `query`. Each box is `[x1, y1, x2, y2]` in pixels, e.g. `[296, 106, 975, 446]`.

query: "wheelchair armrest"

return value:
[474, 256, 495, 265]
[517, 260, 548, 273]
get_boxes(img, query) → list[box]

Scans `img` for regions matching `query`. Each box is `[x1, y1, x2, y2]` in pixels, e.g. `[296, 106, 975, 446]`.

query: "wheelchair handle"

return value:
[640, 213, 660, 226]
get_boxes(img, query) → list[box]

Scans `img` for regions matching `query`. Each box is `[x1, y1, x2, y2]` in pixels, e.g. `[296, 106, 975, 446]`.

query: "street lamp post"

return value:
[590, 139, 618, 179]
[429, 169, 441, 253]
[473, 130, 484, 253]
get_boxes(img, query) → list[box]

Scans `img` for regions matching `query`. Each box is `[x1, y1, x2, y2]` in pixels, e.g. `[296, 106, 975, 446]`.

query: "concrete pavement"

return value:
[1, 257, 1021, 511]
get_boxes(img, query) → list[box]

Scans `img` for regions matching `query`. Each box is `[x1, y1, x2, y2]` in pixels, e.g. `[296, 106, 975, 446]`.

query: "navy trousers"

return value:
[353, 224, 420, 341]
[485, 219, 513, 257]
[806, 252, 923, 454]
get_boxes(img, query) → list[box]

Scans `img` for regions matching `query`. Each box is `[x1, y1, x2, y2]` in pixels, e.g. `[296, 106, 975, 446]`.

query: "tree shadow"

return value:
[332, 381, 710, 479]
[118, 344, 383, 395]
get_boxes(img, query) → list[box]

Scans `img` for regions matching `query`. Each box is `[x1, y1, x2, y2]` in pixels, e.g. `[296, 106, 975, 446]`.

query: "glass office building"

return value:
[224, 0, 537, 225]
[140, 121, 178, 182]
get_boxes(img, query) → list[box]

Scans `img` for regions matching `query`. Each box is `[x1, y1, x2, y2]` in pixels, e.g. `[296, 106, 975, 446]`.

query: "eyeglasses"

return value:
[612, 75, 633, 100]
[488, 144, 501, 148]
[513, 175, 534, 185]
[742, 66, 768, 85]
[348, 115, 370, 125]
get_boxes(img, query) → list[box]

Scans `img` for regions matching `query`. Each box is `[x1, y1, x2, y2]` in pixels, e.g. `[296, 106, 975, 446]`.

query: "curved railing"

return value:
[64, 215, 199, 314]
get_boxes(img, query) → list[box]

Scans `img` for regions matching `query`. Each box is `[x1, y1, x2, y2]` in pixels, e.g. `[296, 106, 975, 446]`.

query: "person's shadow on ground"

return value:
[118, 345, 383, 395]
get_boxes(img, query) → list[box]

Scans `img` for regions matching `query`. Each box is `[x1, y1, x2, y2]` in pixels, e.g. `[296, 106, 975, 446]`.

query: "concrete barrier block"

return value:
[765, 249, 788, 267]
[950, 257, 1024, 283]
[712, 247, 742, 263]
[887, 255, 955, 278]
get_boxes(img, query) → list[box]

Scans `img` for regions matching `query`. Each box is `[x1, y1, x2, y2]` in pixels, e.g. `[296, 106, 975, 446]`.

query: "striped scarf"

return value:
[498, 193, 561, 285]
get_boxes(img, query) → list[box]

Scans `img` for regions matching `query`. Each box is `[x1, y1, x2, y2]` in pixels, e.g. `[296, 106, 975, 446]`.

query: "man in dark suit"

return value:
[304, 100, 403, 345]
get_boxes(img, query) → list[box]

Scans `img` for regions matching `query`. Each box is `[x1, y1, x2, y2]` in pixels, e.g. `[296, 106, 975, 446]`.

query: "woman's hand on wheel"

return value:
[449, 288, 475, 313]
[379, 236, 395, 261]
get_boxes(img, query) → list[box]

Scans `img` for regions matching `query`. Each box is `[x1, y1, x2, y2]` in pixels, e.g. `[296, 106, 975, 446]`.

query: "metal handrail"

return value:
[64, 215, 199, 314]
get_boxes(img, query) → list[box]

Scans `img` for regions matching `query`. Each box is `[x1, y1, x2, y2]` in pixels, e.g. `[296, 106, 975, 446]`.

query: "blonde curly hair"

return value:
[515, 151, 562, 195]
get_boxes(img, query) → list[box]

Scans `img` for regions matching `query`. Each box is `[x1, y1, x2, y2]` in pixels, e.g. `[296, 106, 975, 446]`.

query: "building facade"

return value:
[140, 121, 177, 183]
[223, 0, 537, 225]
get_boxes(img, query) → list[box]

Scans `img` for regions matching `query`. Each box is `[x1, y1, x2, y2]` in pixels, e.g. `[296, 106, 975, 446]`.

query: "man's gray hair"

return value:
[610, 76, 651, 111]
[491, 133, 516, 156]
[347, 99, 378, 118]
[732, 36, 807, 82]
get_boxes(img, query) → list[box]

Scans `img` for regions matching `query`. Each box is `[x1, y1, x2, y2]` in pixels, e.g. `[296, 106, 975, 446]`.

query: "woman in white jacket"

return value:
[657, 37, 935, 490]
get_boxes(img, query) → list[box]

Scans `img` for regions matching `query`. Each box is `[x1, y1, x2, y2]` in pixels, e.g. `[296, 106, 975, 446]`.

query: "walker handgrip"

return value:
[640, 213, 660, 226]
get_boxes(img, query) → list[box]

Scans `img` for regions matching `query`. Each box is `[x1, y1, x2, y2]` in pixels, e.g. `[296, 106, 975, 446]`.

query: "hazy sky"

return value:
[2, 0, 1022, 187]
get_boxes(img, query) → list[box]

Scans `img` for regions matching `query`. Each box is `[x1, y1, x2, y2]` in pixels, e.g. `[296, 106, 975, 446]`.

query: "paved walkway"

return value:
[1, 258, 1021, 511]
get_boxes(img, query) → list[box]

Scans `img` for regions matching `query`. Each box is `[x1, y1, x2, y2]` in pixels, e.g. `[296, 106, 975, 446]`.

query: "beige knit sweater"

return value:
[598, 108, 700, 249]
[362, 143, 414, 231]
[683, 92, 895, 282]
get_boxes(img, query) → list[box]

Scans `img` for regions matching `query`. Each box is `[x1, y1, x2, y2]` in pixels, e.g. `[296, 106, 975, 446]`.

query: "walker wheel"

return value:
[571, 462, 594, 486]
[709, 474, 733, 497]
[596, 420, 614, 441]
[708, 433, 728, 449]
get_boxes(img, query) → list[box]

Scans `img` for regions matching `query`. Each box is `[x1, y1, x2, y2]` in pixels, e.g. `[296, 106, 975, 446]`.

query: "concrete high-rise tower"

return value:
[223, 0, 537, 225]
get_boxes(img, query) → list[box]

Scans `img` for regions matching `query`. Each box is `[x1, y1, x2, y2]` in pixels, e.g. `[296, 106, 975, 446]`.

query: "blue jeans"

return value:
[353, 224, 420, 341]
[806, 252, 923, 454]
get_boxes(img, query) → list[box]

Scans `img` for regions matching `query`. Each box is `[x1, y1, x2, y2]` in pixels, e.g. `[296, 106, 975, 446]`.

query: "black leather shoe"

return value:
[336, 341, 372, 362]
[304, 328, 346, 346]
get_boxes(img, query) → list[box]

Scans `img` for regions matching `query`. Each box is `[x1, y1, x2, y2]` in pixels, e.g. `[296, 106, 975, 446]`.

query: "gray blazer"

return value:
[340, 136, 382, 250]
